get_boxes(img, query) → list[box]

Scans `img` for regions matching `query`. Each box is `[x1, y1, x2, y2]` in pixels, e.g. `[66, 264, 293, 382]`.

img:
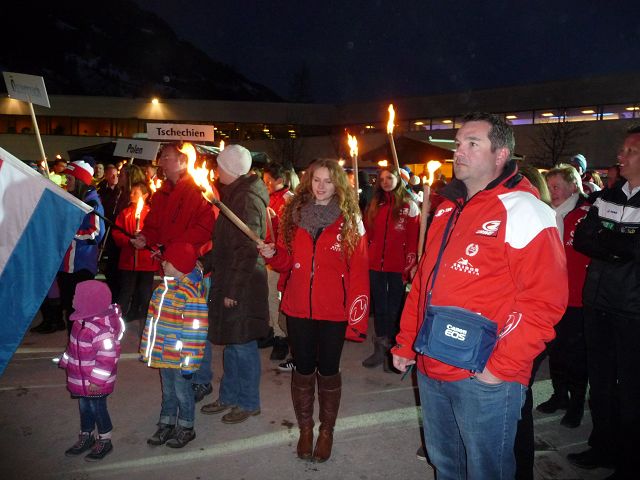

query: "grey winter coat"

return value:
[205, 174, 270, 345]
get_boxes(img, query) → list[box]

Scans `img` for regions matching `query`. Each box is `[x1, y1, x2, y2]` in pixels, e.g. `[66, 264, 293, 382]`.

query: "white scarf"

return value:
[553, 193, 579, 240]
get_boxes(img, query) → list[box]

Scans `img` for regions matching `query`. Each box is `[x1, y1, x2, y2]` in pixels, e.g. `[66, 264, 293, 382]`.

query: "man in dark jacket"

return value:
[200, 145, 270, 424]
[570, 125, 640, 480]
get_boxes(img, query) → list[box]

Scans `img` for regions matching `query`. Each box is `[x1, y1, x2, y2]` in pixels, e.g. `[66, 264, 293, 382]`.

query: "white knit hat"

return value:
[217, 145, 252, 177]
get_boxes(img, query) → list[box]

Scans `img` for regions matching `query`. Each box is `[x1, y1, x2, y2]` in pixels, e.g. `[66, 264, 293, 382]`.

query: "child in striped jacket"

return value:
[140, 242, 208, 448]
[59, 280, 124, 461]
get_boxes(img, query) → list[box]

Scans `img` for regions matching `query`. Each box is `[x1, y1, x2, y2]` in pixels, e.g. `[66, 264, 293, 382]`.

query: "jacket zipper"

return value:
[78, 321, 86, 396]
[309, 230, 322, 319]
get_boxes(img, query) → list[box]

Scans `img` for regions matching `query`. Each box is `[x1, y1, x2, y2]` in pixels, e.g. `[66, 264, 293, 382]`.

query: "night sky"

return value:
[135, 1, 638, 103]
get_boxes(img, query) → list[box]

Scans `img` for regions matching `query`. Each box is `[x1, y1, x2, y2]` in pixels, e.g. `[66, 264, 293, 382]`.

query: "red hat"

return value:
[163, 242, 197, 275]
[70, 280, 112, 320]
[63, 160, 94, 186]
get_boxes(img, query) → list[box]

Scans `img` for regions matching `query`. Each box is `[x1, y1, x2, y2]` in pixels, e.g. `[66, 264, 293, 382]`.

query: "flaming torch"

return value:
[181, 142, 262, 244]
[417, 160, 443, 259]
[219, 139, 225, 151]
[134, 197, 144, 233]
[347, 133, 359, 198]
[386, 104, 401, 174]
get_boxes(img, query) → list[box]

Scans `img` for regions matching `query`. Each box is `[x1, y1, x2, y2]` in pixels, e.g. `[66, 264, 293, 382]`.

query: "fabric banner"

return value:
[0, 148, 91, 376]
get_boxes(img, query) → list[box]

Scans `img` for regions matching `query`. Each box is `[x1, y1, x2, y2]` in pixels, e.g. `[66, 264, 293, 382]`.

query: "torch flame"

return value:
[182, 142, 215, 203]
[134, 197, 145, 219]
[347, 133, 358, 159]
[219, 140, 225, 151]
[150, 178, 162, 193]
[424, 160, 443, 186]
[386, 104, 396, 134]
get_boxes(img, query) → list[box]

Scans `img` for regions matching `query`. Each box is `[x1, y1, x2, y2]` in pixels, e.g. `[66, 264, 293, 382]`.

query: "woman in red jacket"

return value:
[112, 182, 159, 333]
[258, 159, 369, 463]
[362, 167, 420, 371]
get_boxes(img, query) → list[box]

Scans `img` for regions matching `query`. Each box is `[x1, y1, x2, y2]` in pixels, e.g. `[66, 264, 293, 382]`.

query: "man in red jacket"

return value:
[131, 142, 215, 402]
[392, 112, 568, 479]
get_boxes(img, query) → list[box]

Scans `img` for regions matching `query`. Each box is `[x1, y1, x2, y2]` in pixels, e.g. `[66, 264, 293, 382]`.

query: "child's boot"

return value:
[65, 431, 94, 456]
[85, 434, 113, 462]
[165, 425, 196, 448]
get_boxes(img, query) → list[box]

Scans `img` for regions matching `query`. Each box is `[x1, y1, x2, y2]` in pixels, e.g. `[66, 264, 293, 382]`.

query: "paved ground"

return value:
[0, 313, 615, 480]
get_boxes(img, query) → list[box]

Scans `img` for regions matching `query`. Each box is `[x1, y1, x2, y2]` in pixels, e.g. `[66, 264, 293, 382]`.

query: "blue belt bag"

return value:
[412, 209, 498, 372]
[414, 303, 498, 372]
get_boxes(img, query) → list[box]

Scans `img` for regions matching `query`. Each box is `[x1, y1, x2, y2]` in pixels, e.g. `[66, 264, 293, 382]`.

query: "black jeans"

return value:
[116, 270, 155, 321]
[287, 316, 347, 376]
[584, 307, 640, 476]
[369, 270, 404, 340]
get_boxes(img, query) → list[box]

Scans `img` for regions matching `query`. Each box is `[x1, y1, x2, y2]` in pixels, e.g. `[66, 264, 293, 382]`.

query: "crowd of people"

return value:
[33, 116, 639, 479]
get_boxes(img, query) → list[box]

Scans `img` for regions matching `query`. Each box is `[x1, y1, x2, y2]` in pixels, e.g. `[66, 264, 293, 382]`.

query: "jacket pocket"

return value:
[161, 334, 181, 364]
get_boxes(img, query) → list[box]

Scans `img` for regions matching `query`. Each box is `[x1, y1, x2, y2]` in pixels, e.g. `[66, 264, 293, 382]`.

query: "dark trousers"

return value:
[116, 270, 155, 321]
[369, 270, 404, 340]
[514, 353, 545, 480]
[547, 306, 588, 401]
[58, 270, 95, 334]
[584, 307, 640, 477]
[287, 316, 347, 376]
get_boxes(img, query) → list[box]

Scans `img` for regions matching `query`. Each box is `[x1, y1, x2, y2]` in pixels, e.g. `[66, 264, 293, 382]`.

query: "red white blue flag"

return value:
[0, 148, 90, 376]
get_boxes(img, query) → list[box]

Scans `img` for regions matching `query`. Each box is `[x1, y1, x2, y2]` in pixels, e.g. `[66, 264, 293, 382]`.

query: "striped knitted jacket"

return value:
[59, 304, 124, 397]
[139, 269, 208, 374]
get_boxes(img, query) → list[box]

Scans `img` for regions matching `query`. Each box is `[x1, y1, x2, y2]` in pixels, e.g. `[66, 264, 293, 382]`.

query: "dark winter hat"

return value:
[70, 280, 112, 320]
[217, 144, 252, 177]
[163, 242, 197, 275]
[63, 160, 94, 186]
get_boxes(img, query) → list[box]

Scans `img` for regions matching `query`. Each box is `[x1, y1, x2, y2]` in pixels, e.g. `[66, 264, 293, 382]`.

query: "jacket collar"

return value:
[441, 160, 521, 205]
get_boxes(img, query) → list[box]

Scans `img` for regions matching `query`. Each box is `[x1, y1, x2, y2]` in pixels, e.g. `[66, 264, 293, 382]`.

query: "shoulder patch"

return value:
[498, 191, 557, 249]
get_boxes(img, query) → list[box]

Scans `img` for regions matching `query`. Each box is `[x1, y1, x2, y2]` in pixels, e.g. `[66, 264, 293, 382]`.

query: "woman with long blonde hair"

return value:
[258, 158, 369, 463]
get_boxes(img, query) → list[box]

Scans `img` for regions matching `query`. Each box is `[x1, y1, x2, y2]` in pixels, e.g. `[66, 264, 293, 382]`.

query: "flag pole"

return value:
[27, 100, 50, 178]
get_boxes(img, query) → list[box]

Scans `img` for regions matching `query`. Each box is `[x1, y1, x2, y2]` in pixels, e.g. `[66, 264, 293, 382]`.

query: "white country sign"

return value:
[113, 139, 160, 161]
[146, 123, 214, 142]
[2, 72, 50, 108]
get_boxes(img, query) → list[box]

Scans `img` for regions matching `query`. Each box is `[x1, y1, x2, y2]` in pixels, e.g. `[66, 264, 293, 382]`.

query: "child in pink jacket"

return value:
[59, 280, 124, 461]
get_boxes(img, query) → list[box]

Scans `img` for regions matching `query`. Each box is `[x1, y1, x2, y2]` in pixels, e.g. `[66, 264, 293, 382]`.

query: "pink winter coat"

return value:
[59, 304, 124, 397]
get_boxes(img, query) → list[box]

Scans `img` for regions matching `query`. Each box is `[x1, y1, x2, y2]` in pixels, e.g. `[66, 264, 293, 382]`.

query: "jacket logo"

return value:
[445, 324, 467, 341]
[349, 295, 368, 324]
[476, 220, 501, 237]
[331, 233, 342, 252]
[451, 257, 480, 276]
[435, 207, 453, 217]
[465, 243, 479, 256]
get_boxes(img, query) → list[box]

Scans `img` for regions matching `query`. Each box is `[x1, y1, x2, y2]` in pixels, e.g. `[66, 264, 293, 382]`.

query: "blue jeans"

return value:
[219, 341, 261, 411]
[79, 396, 112, 435]
[192, 340, 213, 385]
[160, 368, 195, 428]
[418, 371, 526, 480]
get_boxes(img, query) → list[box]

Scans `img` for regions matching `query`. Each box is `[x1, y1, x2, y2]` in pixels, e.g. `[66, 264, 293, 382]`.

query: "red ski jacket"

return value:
[141, 173, 214, 253]
[392, 164, 568, 386]
[112, 203, 159, 272]
[267, 216, 370, 342]
[365, 193, 420, 276]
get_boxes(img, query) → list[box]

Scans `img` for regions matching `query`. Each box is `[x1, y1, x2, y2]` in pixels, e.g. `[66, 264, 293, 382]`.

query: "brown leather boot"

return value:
[291, 370, 315, 459]
[313, 372, 341, 463]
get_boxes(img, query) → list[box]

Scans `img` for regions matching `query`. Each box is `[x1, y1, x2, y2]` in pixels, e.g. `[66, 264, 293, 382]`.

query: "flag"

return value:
[0, 148, 91, 376]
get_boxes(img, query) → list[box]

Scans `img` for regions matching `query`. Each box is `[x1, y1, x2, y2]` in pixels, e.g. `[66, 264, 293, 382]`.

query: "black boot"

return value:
[270, 336, 289, 361]
[561, 383, 586, 428]
[362, 336, 387, 368]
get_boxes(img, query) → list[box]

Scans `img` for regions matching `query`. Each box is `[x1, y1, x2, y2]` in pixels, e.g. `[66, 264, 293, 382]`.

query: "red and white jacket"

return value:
[365, 193, 420, 276]
[266, 216, 370, 342]
[112, 203, 159, 272]
[392, 165, 568, 386]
